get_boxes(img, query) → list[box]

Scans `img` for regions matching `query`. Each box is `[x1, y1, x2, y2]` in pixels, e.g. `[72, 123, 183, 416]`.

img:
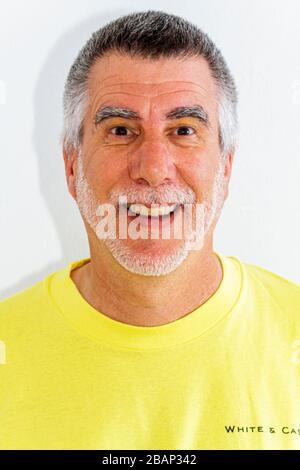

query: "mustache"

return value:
[108, 184, 196, 206]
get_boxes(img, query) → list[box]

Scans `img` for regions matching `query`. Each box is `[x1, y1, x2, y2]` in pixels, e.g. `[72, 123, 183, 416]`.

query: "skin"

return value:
[63, 52, 234, 327]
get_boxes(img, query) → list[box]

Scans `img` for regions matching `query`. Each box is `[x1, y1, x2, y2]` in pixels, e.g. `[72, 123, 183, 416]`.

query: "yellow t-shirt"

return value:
[0, 252, 300, 450]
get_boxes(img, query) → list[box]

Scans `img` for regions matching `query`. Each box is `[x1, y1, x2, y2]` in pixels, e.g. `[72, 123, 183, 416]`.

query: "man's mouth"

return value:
[125, 203, 181, 218]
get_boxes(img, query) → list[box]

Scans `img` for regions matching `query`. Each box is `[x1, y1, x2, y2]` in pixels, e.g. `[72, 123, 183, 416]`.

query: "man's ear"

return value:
[63, 146, 78, 201]
[223, 149, 235, 201]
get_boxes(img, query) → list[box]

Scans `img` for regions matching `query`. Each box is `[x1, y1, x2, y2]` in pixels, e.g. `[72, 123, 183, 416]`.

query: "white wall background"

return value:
[1, 0, 300, 299]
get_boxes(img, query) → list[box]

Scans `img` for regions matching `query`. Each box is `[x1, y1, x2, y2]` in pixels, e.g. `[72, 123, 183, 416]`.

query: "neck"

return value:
[71, 236, 223, 327]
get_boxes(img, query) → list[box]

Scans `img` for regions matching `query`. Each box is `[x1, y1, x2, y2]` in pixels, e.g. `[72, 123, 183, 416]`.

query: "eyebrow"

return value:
[165, 105, 210, 127]
[94, 104, 210, 127]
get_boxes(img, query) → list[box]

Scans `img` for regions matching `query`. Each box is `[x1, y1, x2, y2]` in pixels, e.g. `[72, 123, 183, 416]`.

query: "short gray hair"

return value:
[61, 10, 238, 158]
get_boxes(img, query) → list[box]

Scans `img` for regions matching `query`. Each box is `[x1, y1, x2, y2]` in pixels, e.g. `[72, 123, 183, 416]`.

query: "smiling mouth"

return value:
[124, 203, 181, 218]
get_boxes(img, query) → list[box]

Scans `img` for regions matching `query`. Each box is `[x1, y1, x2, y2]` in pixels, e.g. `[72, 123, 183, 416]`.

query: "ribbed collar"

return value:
[47, 251, 243, 350]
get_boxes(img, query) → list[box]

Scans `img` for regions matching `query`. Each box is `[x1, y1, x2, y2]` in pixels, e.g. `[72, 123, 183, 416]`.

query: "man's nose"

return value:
[128, 137, 176, 187]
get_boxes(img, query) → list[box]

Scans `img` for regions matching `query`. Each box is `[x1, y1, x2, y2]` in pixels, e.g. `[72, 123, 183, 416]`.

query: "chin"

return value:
[103, 237, 191, 276]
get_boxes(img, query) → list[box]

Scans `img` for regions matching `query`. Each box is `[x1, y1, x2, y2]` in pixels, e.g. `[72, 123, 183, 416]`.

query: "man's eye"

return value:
[175, 126, 195, 136]
[110, 126, 133, 136]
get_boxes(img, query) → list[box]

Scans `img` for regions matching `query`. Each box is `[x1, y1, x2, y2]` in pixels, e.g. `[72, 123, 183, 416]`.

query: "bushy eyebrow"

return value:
[166, 105, 210, 127]
[94, 106, 140, 125]
[94, 104, 210, 127]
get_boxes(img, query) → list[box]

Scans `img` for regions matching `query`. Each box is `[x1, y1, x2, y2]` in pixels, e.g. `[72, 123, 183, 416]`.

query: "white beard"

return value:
[74, 154, 226, 276]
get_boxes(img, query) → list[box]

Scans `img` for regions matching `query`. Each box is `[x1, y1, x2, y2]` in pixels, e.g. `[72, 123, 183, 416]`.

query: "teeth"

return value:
[128, 204, 178, 217]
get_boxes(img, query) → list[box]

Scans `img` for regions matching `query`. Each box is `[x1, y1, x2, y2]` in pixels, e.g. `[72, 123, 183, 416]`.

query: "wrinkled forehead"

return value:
[86, 52, 219, 122]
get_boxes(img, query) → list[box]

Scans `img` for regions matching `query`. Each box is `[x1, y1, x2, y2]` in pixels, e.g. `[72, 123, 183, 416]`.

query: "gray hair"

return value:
[61, 10, 238, 158]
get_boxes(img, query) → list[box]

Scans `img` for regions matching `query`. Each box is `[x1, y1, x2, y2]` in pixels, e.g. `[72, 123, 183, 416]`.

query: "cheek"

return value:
[84, 151, 127, 196]
[176, 156, 218, 201]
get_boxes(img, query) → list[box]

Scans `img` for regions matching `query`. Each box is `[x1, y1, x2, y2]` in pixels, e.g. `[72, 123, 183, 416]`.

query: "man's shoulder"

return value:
[0, 258, 84, 324]
[0, 267, 60, 326]
[0, 277, 49, 319]
[239, 257, 300, 304]
[232, 257, 300, 340]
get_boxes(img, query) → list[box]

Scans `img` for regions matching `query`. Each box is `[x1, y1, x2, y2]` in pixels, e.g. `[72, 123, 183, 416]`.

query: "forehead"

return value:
[86, 52, 219, 120]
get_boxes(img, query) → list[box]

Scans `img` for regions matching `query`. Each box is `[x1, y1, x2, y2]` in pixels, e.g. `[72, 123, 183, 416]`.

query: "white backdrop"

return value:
[1, 0, 300, 299]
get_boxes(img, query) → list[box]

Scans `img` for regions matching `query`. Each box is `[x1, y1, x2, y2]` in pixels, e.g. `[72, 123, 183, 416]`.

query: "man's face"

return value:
[65, 52, 233, 276]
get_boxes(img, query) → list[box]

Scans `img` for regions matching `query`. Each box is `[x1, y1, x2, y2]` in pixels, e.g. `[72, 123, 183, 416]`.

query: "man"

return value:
[0, 10, 300, 450]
